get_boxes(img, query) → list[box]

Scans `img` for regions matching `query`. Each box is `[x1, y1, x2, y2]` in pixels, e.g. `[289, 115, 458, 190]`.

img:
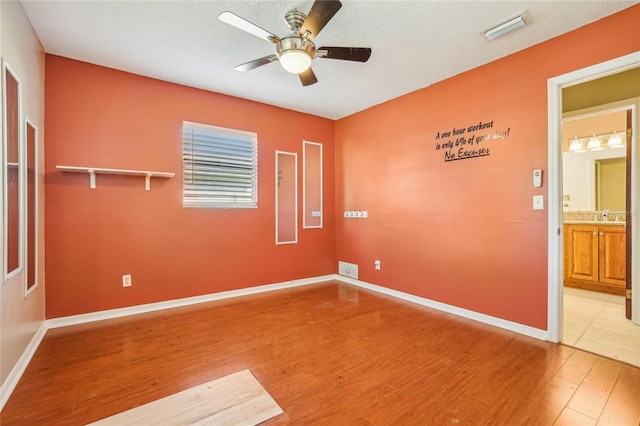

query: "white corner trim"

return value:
[335, 275, 549, 341]
[46, 275, 335, 329]
[0, 322, 47, 412]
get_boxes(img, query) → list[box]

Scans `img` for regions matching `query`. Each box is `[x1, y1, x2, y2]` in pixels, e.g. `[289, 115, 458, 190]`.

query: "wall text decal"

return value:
[434, 120, 511, 162]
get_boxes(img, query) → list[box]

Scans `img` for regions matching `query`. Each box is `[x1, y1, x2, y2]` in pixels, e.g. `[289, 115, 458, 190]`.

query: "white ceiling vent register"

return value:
[483, 15, 526, 41]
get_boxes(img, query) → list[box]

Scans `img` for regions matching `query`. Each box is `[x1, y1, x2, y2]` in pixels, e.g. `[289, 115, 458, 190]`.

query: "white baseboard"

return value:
[334, 275, 549, 341]
[2, 273, 548, 413]
[46, 275, 335, 329]
[47, 273, 549, 338]
[0, 322, 48, 412]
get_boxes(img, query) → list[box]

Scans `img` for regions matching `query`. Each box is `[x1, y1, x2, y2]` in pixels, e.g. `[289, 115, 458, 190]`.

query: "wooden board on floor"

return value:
[88, 369, 283, 426]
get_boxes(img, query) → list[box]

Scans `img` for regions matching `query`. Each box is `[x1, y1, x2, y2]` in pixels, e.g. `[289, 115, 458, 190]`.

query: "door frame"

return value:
[547, 51, 640, 342]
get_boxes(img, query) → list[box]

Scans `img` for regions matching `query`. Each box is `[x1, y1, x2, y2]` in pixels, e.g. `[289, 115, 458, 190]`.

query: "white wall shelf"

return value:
[56, 165, 174, 191]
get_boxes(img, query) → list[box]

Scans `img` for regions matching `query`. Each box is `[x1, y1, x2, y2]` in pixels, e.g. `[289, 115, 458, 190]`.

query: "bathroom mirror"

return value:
[562, 149, 626, 211]
[276, 150, 298, 245]
[303, 141, 323, 229]
[561, 110, 627, 212]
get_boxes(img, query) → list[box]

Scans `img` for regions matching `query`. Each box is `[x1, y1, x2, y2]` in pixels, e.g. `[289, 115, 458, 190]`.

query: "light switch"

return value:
[533, 195, 544, 210]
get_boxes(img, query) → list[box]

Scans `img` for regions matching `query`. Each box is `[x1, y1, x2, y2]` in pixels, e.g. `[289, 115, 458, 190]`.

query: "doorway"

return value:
[560, 106, 638, 366]
[547, 52, 640, 358]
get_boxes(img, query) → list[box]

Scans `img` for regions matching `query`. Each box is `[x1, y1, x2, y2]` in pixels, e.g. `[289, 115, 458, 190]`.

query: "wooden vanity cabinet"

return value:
[564, 224, 626, 295]
[598, 226, 626, 286]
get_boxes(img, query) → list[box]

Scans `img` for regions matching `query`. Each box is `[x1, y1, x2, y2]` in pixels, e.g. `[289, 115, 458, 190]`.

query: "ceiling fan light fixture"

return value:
[279, 50, 312, 74]
[484, 15, 526, 41]
[277, 35, 316, 74]
[221, 1, 370, 86]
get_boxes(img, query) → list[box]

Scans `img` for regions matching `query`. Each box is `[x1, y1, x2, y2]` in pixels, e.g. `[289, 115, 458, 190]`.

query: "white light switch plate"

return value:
[533, 195, 544, 210]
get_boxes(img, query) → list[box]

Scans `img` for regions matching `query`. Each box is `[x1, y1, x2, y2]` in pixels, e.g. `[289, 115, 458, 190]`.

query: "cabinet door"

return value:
[566, 225, 599, 282]
[599, 226, 626, 286]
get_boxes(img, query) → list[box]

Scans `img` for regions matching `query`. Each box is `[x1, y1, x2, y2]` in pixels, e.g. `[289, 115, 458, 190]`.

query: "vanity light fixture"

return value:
[607, 131, 624, 149]
[569, 136, 584, 153]
[483, 15, 526, 41]
[587, 134, 603, 151]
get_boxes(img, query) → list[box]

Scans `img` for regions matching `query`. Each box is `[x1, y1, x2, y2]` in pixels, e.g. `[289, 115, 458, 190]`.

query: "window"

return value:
[182, 121, 257, 208]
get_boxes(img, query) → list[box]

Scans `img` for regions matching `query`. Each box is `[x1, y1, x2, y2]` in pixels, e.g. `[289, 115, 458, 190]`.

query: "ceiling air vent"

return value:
[483, 15, 526, 41]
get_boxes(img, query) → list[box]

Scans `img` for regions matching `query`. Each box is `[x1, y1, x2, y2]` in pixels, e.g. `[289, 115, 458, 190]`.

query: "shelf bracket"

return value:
[145, 173, 152, 191]
[88, 169, 96, 189]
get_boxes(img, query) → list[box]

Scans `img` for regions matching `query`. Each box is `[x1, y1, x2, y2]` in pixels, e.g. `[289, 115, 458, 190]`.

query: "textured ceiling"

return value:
[20, 1, 639, 120]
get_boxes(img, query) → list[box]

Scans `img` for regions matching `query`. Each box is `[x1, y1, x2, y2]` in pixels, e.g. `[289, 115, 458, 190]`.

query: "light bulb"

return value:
[279, 50, 312, 74]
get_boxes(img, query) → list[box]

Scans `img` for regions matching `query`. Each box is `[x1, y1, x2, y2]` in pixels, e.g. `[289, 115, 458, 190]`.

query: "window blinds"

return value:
[182, 121, 257, 208]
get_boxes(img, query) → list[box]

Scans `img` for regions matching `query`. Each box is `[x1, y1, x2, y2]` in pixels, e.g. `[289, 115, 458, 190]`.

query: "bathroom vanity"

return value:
[564, 212, 626, 295]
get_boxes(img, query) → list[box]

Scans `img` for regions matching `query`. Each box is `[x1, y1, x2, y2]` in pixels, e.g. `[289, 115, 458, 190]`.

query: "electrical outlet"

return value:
[374, 260, 381, 270]
[122, 274, 132, 287]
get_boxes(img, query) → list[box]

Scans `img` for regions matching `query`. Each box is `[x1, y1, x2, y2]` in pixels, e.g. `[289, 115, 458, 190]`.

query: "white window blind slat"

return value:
[182, 121, 257, 208]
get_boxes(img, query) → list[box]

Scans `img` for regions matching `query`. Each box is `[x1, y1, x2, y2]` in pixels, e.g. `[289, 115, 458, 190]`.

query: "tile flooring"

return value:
[563, 287, 640, 367]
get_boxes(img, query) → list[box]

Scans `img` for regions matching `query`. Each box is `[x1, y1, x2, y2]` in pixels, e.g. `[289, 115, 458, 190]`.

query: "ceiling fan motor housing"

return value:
[277, 35, 316, 60]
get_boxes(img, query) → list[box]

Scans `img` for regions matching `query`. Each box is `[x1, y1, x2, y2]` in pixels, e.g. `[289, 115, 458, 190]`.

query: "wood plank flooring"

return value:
[2, 281, 639, 425]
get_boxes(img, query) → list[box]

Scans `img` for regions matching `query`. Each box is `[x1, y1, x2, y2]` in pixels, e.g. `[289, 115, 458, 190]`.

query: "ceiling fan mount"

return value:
[284, 9, 307, 33]
[219, 0, 372, 86]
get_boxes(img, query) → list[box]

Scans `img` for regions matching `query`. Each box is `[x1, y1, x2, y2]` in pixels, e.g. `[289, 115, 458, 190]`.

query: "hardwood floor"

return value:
[2, 281, 639, 425]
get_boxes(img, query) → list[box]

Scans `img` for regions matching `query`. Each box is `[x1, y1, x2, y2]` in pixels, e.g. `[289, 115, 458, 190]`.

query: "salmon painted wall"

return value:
[45, 56, 335, 318]
[335, 6, 640, 330]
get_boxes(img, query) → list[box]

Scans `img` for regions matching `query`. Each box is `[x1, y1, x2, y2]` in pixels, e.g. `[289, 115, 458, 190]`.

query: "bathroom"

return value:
[561, 106, 639, 366]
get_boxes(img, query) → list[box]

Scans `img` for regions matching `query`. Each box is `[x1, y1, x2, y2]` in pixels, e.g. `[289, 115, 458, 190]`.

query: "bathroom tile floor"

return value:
[563, 287, 640, 367]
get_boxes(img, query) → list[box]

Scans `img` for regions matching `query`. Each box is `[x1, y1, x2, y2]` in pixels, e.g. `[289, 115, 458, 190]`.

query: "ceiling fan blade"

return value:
[317, 47, 372, 62]
[299, 0, 342, 40]
[234, 55, 278, 72]
[219, 11, 279, 43]
[299, 67, 318, 86]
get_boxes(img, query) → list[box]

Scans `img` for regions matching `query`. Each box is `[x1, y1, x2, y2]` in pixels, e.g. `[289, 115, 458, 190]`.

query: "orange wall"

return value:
[44, 6, 639, 325]
[45, 56, 336, 318]
[335, 6, 640, 330]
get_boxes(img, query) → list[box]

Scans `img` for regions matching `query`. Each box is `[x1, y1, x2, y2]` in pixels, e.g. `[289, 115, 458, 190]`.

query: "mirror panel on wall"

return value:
[303, 141, 323, 229]
[276, 150, 298, 245]
[26, 120, 38, 294]
[3, 62, 23, 280]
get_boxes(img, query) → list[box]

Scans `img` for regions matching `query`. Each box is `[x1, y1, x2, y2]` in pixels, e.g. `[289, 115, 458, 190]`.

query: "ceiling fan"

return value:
[219, 0, 372, 86]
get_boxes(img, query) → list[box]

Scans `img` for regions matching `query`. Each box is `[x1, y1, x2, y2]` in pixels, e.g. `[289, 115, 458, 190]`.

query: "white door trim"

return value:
[547, 51, 640, 342]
